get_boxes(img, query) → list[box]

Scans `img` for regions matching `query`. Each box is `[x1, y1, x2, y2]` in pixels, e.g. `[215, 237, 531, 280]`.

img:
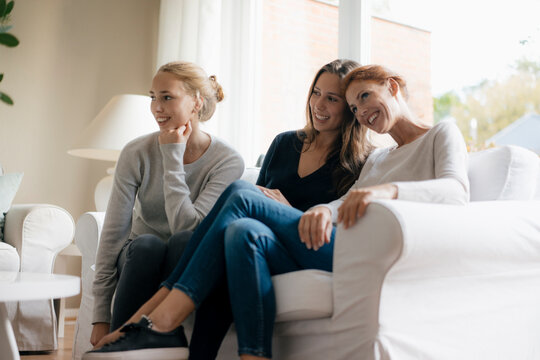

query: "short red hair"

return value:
[342, 64, 409, 101]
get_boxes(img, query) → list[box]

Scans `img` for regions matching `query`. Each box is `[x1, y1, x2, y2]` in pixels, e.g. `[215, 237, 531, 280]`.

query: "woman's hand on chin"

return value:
[338, 184, 398, 229]
[159, 121, 192, 144]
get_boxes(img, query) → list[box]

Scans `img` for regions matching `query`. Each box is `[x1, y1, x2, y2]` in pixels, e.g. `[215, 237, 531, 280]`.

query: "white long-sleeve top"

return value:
[324, 120, 470, 223]
[92, 132, 244, 323]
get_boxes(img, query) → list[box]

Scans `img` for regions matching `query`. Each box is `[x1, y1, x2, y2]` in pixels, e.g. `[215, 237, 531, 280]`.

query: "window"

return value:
[257, 0, 340, 158]
[373, 0, 540, 154]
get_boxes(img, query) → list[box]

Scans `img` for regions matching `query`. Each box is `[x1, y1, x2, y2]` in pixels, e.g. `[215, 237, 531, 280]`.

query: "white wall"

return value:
[0, 0, 160, 220]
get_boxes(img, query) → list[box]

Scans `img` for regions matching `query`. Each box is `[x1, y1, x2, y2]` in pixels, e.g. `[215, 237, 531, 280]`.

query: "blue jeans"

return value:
[162, 180, 335, 358]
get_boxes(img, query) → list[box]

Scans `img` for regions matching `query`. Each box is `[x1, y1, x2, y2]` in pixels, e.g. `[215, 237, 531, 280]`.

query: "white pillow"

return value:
[468, 145, 539, 201]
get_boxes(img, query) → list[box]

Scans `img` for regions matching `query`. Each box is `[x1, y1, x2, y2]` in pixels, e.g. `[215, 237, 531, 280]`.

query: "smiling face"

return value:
[149, 71, 198, 130]
[308, 72, 347, 135]
[345, 79, 399, 134]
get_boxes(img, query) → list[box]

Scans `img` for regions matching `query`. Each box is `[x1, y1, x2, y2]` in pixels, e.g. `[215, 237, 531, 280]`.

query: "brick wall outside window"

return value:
[258, 0, 432, 157]
[371, 16, 433, 124]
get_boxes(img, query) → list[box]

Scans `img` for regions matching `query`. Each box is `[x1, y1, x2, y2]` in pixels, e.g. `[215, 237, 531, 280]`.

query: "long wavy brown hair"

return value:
[299, 59, 373, 197]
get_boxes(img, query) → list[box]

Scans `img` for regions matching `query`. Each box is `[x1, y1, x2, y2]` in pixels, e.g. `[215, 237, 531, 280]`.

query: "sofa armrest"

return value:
[71, 211, 105, 360]
[331, 199, 540, 359]
[74, 211, 105, 311]
[4, 204, 75, 273]
[74, 212, 105, 274]
[365, 200, 540, 278]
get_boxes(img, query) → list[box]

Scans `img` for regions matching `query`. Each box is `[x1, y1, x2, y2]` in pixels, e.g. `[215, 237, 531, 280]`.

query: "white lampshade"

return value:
[68, 94, 157, 211]
[68, 94, 157, 162]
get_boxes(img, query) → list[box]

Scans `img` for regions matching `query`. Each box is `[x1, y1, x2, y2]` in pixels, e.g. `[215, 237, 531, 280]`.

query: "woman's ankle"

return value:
[147, 289, 195, 332]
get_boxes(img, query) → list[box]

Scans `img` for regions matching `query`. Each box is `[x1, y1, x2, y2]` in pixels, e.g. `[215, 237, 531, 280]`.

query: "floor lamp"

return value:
[68, 94, 156, 211]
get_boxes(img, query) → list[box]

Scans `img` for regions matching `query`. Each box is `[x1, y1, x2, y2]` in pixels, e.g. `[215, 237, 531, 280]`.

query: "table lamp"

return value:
[68, 94, 157, 211]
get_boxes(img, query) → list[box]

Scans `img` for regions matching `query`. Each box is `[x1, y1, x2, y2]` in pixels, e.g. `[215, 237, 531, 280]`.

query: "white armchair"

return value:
[2, 204, 75, 351]
[72, 211, 104, 358]
[73, 145, 540, 360]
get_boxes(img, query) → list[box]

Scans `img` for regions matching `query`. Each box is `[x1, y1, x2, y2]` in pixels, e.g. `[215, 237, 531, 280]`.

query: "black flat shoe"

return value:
[82, 316, 189, 360]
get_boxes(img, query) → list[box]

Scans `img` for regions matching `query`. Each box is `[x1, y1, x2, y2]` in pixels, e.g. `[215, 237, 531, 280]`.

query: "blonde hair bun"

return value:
[209, 75, 225, 103]
[158, 61, 224, 122]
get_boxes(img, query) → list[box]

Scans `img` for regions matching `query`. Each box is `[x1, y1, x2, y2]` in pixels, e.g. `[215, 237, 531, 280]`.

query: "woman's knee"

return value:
[167, 230, 192, 261]
[224, 218, 265, 251]
[229, 179, 256, 191]
[127, 234, 167, 261]
[168, 230, 193, 250]
[222, 180, 258, 201]
[223, 188, 264, 215]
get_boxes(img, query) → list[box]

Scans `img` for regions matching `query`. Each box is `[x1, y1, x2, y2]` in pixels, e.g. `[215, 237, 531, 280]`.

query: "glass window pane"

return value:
[258, 0, 339, 157]
[373, 0, 540, 154]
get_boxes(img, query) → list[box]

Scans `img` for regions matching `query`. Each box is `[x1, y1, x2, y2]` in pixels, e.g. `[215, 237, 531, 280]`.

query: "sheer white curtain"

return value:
[156, 0, 263, 166]
[339, 0, 393, 147]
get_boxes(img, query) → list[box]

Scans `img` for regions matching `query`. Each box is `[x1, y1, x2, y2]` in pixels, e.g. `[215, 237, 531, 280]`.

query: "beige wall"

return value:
[0, 0, 159, 220]
[0, 0, 159, 309]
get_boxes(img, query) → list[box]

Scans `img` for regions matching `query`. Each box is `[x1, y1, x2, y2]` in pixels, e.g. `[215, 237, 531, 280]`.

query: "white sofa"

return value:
[1, 203, 75, 351]
[73, 145, 540, 360]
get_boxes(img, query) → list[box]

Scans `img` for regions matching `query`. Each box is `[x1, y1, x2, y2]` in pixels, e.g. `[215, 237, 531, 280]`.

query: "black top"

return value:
[256, 131, 340, 212]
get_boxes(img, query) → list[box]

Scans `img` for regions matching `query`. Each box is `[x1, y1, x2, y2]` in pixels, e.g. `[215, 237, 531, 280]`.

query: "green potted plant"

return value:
[0, 0, 18, 105]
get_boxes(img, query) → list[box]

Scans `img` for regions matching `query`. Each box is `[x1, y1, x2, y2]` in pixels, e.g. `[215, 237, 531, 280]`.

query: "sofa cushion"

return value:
[273, 269, 333, 322]
[468, 145, 539, 201]
[241, 167, 260, 185]
[0, 241, 19, 271]
[0, 172, 23, 241]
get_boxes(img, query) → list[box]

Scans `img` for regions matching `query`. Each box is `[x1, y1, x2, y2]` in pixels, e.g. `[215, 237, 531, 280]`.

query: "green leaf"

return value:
[0, 0, 6, 18]
[5, 1, 13, 16]
[0, 73, 3, 82]
[0, 91, 14, 105]
[0, 32, 18, 47]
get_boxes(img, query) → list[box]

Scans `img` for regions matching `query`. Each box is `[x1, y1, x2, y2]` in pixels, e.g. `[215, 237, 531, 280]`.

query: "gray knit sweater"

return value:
[92, 132, 244, 323]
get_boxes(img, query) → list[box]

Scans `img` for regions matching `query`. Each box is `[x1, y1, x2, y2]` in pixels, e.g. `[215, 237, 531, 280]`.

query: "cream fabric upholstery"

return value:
[73, 145, 540, 359]
[273, 270, 332, 323]
[3, 204, 75, 351]
[72, 212, 104, 359]
[0, 241, 19, 271]
[468, 145, 540, 201]
[0, 163, 20, 272]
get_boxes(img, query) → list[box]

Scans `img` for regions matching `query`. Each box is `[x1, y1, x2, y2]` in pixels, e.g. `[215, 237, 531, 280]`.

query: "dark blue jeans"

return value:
[162, 180, 335, 358]
[111, 230, 191, 330]
[112, 231, 223, 359]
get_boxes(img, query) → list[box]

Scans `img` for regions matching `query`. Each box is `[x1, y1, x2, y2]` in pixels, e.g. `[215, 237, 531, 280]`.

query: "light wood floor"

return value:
[20, 318, 76, 360]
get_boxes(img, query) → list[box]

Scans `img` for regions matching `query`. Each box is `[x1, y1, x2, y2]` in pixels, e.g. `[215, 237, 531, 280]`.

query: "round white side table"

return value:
[0, 271, 80, 360]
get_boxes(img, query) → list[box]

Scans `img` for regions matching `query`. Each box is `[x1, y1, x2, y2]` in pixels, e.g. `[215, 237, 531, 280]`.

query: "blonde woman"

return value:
[89, 61, 244, 347]
[85, 59, 373, 360]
